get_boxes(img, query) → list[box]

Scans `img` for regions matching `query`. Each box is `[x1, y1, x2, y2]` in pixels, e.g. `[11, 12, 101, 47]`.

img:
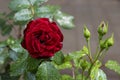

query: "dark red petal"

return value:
[50, 22, 63, 42]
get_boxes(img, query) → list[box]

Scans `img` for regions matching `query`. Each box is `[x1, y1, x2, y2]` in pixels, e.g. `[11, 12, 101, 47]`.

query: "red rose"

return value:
[21, 18, 63, 58]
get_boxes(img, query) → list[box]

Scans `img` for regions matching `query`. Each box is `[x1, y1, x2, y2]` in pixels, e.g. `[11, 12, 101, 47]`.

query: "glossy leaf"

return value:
[9, 0, 48, 11]
[7, 37, 28, 60]
[54, 61, 72, 70]
[90, 61, 101, 80]
[69, 50, 86, 60]
[9, 0, 29, 11]
[9, 43, 24, 53]
[35, 5, 59, 19]
[52, 51, 65, 65]
[10, 59, 27, 76]
[9, 50, 18, 61]
[96, 69, 107, 80]
[10, 38, 28, 76]
[69, 49, 87, 67]
[36, 62, 61, 80]
[105, 60, 120, 75]
[54, 10, 74, 29]
[24, 72, 36, 80]
[34, 0, 48, 5]
[26, 55, 40, 71]
[14, 9, 33, 21]
[7, 37, 26, 53]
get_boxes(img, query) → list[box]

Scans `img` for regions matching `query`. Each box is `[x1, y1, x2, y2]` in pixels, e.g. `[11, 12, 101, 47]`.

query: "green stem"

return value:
[87, 54, 93, 63]
[87, 39, 93, 63]
[94, 38, 101, 60]
[100, 49, 108, 62]
[94, 49, 103, 63]
[71, 62, 76, 80]
[85, 49, 103, 80]
[27, 0, 35, 18]
[82, 70, 84, 80]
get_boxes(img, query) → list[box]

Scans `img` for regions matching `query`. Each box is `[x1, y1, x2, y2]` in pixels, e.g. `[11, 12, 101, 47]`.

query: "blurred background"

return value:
[0, 0, 120, 80]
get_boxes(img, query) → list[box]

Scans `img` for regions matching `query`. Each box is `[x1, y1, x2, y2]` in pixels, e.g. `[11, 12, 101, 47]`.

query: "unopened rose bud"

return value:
[80, 60, 88, 71]
[83, 25, 91, 40]
[107, 34, 114, 47]
[98, 21, 108, 37]
[7, 37, 15, 45]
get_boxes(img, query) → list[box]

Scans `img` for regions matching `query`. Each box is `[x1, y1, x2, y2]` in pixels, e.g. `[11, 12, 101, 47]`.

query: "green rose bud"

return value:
[7, 37, 15, 45]
[98, 21, 108, 37]
[100, 34, 114, 50]
[107, 34, 114, 47]
[83, 25, 91, 40]
[80, 60, 88, 71]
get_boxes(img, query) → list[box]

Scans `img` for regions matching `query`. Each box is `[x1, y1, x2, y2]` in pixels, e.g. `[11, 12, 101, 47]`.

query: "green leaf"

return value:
[10, 59, 27, 76]
[9, 39, 29, 76]
[54, 10, 74, 29]
[7, 37, 28, 60]
[90, 61, 102, 80]
[34, 0, 48, 5]
[52, 51, 65, 65]
[26, 55, 40, 71]
[7, 37, 25, 53]
[9, 0, 29, 11]
[9, 0, 48, 11]
[95, 69, 107, 80]
[54, 61, 72, 70]
[61, 75, 73, 80]
[14, 9, 33, 21]
[105, 60, 120, 75]
[9, 50, 18, 61]
[24, 72, 36, 80]
[82, 46, 89, 54]
[9, 43, 24, 53]
[36, 62, 61, 80]
[69, 50, 86, 60]
[35, 5, 59, 19]
[69, 49, 87, 67]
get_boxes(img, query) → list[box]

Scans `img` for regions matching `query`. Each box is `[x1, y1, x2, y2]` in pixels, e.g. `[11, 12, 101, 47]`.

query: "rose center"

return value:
[34, 32, 51, 44]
